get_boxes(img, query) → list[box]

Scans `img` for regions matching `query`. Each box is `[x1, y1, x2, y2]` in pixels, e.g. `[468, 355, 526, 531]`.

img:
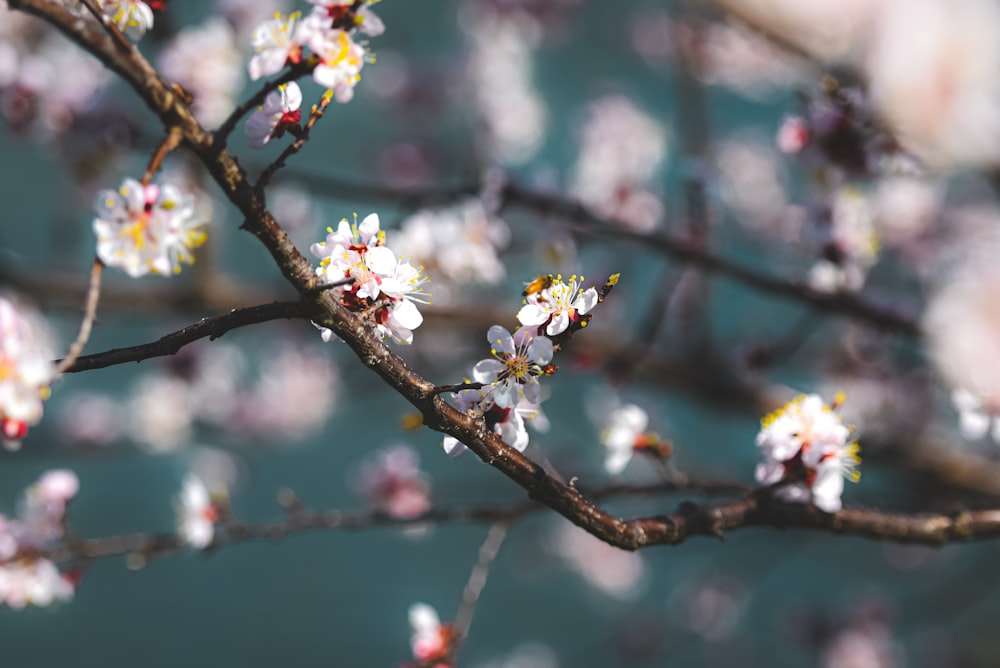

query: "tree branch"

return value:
[60, 300, 308, 373]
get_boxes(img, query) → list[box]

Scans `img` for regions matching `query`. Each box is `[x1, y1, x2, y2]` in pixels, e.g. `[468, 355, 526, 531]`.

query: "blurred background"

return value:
[3, 0, 1000, 665]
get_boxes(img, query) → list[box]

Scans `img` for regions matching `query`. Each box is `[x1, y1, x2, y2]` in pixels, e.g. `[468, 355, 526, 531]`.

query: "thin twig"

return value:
[431, 382, 485, 396]
[256, 90, 334, 193]
[451, 521, 510, 657]
[54, 258, 103, 377]
[141, 127, 184, 185]
[60, 300, 307, 373]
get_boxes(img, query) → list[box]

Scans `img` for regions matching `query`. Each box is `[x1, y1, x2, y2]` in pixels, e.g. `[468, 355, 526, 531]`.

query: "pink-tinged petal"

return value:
[517, 303, 549, 327]
[754, 459, 784, 485]
[472, 359, 504, 383]
[811, 467, 844, 513]
[522, 378, 541, 404]
[359, 213, 381, 241]
[498, 414, 529, 452]
[366, 246, 397, 275]
[493, 381, 519, 409]
[487, 325, 514, 355]
[390, 300, 423, 330]
[528, 336, 553, 365]
[283, 81, 302, 110]
[572, 287, 599, 315]
[545, 312, 570, 336]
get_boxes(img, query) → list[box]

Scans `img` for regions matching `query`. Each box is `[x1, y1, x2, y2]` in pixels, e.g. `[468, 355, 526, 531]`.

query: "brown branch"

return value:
[60, 300, 307, 373]
[38, 488, 1000, 567]
[140, 126, 183, 185]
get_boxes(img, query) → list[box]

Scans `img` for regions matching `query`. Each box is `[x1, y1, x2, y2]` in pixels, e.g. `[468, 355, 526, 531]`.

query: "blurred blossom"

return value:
[392, 199, 510, 295]
[269, 182, 316, 237]
[707, 0, 875, 61]
[159, 19, 243, 129]
[462, 6, 547, 165]
[0, 22, 110, 137]
[0, 296, 55, 451]
[695, 21, 809, 99]
[627, 8, 674, 69]
[599, 403, 668, 476]
[715, 138, 801, 240]
[58, 392, 122, 447]
[176, 474, 220, 550]
[408, 602, 454, 667]
[872, 176, 942, 247]
[547, 519, 646, 599]
[680, 578, 746, 642]
[218, 0, 290, 36]
[473, 644, 559, 668]
[571, 95, 667, 232]
[366, 49, 410, 100]
[239, 343, 338, 439]
[0, 470, 80, 609]
[127, 374, 195, 453]
[866, 0, 1000, 168]
[357, 445, 431, 520]
[924, 248, 1000, 409]
[820, 605, 902, 668]
[808, 186, 879, 294]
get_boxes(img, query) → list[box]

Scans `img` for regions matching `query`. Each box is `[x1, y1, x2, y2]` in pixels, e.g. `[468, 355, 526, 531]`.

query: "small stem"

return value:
[141, 127, 184, 185]
[55, 258, 103, 377]
[451, 521, 510, 656]
[431, 382, 485, 396]
[256, 90, 334, 193]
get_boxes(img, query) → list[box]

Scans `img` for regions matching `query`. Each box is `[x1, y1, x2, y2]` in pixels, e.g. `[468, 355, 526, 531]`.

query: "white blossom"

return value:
[0, 297, 54, 451]
[245, 81, 302, 148]
[473, 326, 552, 410]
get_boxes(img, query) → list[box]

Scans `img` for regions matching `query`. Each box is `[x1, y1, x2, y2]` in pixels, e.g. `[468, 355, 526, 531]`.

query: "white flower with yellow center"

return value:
[517, 274, 599, 336]
[473, 326, 552, 410]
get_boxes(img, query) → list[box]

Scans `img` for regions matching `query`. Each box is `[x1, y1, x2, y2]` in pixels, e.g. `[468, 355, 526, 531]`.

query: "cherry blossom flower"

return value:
[601, 403, 667, 475]
[357, 445, 431, 520]
[248, 11, 306, 81]
[473, 326, 553, 410]
[245, 81, 302, 148]
[176, 474, 218, 550]
[777, 115, 810, 154]
[308, 27, 366, 102]
[0, 559, 75, 610]
[408, 603, 454, 666]
[442, 384, 548, 457]
[755, 393, 861, 513]
[311, 213, 429, 345]
[517, 274, 598, 337]
[0, 297, 54, 451]
[100, 1, 155, 41]
[93, 177, 209, 278]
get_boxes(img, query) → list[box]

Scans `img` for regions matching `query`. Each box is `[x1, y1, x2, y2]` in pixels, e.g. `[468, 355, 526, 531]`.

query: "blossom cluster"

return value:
[357, 445, 431, 520]
[93, 177, 210, 278]
[0, 470, 80, 609]
[311, 213, 429, 345]
[755, 393, 861, 513]
[0, 297, 54, 451]
[516, 274, 598, 338]
[248, 1, 384, 104]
